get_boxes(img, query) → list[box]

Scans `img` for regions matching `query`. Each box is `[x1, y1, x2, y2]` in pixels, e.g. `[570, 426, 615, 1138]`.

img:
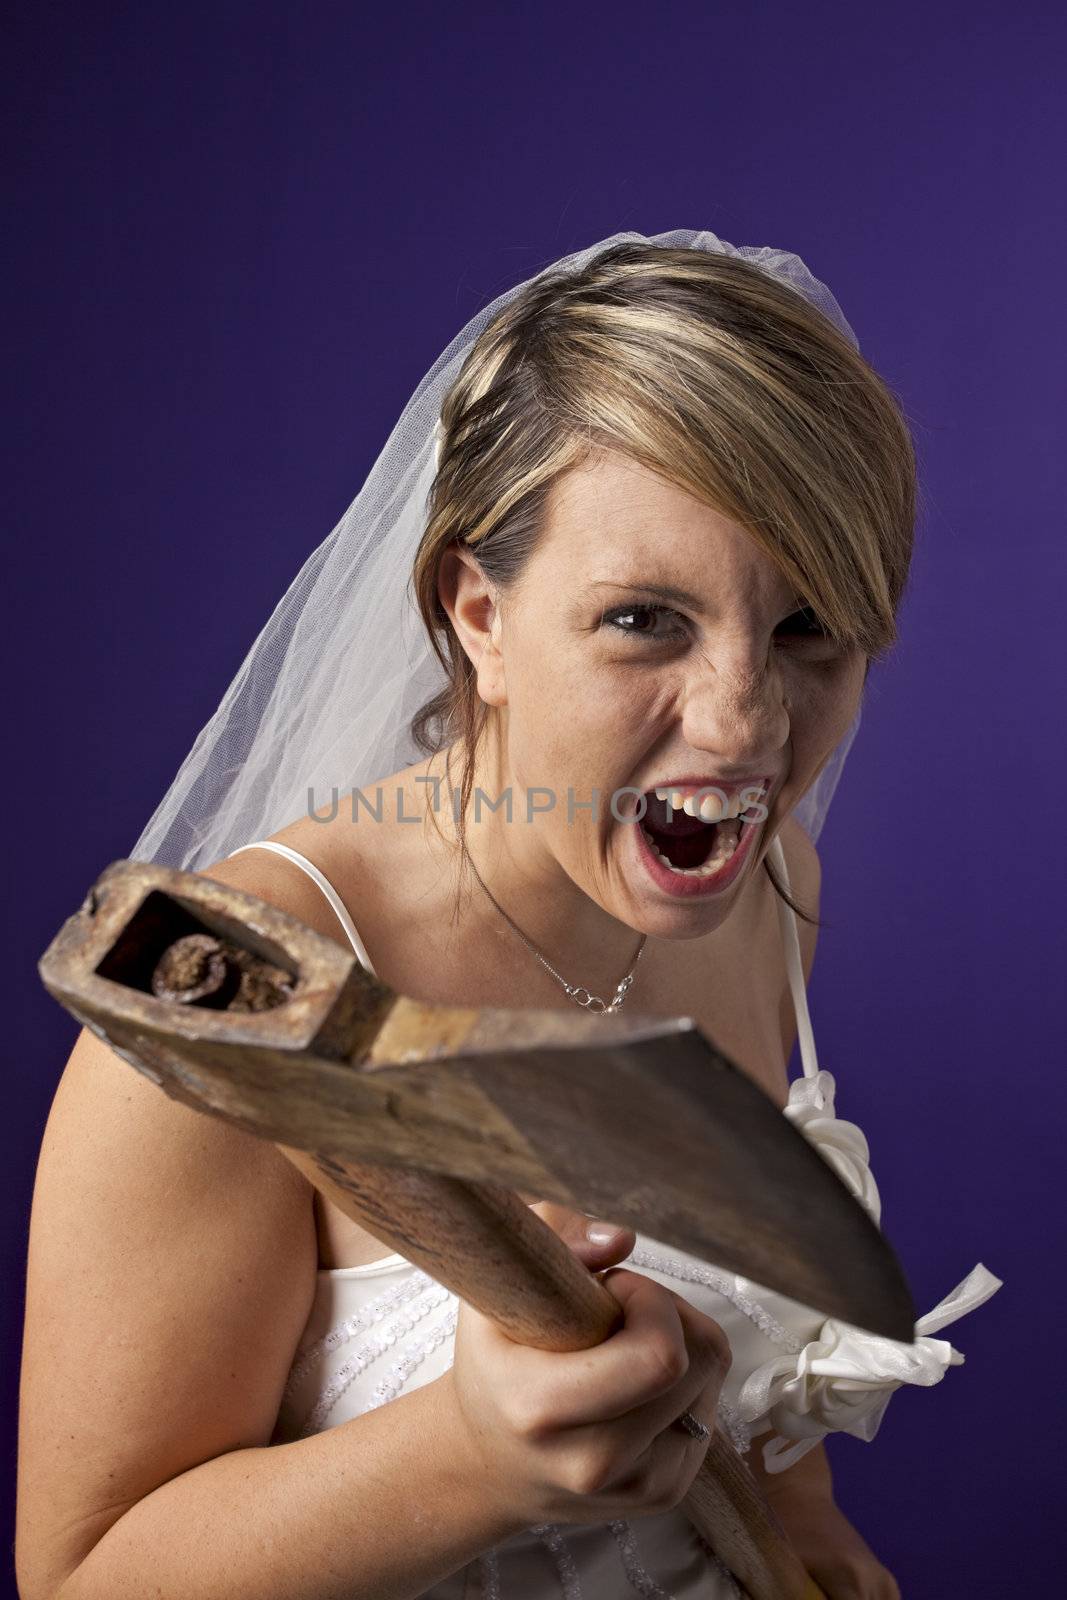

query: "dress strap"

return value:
[769, 832, 820, 1081]
[226, 841, 378, 977]
[228, 836, 817, 1078]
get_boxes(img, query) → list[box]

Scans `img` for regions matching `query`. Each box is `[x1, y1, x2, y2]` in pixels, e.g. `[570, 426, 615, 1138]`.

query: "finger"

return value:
[562, 1322, 727, 1491]
[502, 1267, 693, 1430]
[571, 1282, 731, 1464]
[528, 1198, 636, 1273]
[663, 1284, 734, 1377]
[455, 1265, 687, 1430]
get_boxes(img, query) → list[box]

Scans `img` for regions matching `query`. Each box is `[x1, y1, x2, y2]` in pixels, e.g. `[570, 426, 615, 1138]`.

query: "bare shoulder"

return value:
[199, 816, 371, 954]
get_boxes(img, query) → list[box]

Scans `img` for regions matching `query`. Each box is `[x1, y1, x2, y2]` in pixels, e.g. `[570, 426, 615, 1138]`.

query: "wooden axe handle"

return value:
[278, 1144, 826, 1600]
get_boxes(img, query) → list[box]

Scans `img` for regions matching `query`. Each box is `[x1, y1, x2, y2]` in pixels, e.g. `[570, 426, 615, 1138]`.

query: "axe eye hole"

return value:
[94, 888, 299, 1007]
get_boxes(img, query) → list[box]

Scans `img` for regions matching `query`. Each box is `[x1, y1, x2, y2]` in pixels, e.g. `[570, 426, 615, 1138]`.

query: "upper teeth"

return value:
[652, 783, 768, 823]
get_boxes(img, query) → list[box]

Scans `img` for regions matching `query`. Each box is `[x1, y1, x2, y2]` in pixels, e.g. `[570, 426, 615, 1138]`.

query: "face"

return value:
[443, 447, 866, 940]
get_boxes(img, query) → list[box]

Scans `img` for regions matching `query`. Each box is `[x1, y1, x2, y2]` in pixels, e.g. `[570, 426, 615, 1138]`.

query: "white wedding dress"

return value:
[228, 834, 1003, 1598]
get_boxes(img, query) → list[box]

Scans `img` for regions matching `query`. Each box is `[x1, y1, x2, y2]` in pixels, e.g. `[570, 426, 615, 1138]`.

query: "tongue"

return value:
[649, 820, 719, 869]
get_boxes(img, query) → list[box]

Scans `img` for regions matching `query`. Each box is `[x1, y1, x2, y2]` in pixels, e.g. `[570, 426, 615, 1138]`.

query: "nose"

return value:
[680, 658, 789, 771]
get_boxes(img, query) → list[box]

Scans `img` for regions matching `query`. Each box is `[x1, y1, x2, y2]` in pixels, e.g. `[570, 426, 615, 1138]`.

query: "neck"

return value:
[430, 728, 648, 996]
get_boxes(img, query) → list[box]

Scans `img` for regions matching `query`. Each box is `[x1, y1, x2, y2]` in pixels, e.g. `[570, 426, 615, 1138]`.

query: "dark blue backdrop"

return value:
[7, 3, 1062, 1593]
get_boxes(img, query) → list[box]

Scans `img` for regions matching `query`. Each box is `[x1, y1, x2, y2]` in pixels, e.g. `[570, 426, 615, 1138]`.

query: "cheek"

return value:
[787, 659, 864, 764]
[512, 638, 671, 734]
[508, 668, 671, 802]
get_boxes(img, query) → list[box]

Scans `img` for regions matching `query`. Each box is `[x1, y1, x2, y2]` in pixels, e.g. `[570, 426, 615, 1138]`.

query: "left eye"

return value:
[776, 606, 833, 640]
[603, 603, 689, 643]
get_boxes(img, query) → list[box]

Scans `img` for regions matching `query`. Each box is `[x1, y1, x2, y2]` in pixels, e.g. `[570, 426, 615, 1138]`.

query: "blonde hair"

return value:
[410, 242, 917, 924]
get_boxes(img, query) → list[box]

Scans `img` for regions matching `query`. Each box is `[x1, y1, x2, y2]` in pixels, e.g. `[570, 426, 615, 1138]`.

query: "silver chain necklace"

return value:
[466, 855, 646, 1013]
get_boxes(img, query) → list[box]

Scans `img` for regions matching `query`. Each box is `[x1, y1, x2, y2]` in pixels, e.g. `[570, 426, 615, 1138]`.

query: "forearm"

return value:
[745, 1437, 900, 1597]
[745, 1431, 835, 1510]
[57, 1375, 526, 1600]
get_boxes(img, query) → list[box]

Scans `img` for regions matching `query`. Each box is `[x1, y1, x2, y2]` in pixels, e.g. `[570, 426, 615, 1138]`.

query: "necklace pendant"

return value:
[565, 984, 608, 1012]
[605, 975, 637, 1013]
[468, 857, 644, 1020]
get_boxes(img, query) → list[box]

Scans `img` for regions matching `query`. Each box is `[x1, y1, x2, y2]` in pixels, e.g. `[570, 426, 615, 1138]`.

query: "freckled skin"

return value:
[434, 445, 866, 971]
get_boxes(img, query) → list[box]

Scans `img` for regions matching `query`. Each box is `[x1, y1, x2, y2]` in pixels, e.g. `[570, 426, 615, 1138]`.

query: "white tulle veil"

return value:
[130, 227, 864, 873]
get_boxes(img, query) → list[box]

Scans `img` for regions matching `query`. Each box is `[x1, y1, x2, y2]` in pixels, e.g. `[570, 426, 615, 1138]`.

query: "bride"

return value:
[17, 229, 1001, 1600]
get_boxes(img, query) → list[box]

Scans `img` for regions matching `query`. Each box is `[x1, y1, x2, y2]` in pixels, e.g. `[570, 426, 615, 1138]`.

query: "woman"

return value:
[17, 230, 1002, 1600]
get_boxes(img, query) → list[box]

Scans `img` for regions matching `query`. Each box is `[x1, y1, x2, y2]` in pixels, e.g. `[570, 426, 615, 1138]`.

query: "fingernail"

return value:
[586, 1222, 620, 1244]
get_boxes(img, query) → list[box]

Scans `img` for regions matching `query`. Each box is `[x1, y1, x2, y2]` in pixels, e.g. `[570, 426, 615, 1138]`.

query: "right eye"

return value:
[602, 603, 691, 646]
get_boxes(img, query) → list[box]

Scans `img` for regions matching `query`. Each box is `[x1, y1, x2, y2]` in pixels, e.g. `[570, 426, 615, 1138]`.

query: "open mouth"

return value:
[637, 788, 755, 878]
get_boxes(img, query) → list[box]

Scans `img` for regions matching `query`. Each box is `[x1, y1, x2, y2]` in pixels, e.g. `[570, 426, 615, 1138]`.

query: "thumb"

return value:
[527, 1199, 636, 1273]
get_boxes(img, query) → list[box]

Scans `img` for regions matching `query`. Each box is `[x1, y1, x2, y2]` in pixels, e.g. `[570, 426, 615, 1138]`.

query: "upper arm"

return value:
[776, 815, 822, 1061]
[16, 854, 328, 1600]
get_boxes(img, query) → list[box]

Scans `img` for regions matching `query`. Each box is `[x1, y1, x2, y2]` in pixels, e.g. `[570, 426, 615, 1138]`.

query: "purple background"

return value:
[7, 3, 1061, 1593]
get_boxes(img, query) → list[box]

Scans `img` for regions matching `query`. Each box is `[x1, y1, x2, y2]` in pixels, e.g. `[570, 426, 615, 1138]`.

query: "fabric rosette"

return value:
[738, 1068, 1004, 1471]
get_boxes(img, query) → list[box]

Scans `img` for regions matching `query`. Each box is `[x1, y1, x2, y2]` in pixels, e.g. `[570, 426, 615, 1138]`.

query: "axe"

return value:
[39, 860, 917, 1600]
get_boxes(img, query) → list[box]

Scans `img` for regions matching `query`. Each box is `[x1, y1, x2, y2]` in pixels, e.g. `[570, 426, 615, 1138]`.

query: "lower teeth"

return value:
[641, 818, 745, 876]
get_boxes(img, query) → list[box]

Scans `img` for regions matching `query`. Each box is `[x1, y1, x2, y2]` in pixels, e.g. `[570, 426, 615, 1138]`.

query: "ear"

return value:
[438, 543, 507, 708]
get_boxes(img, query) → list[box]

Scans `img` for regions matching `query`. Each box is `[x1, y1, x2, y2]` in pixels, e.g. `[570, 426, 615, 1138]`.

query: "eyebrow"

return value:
[588, 579, 708, 610]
